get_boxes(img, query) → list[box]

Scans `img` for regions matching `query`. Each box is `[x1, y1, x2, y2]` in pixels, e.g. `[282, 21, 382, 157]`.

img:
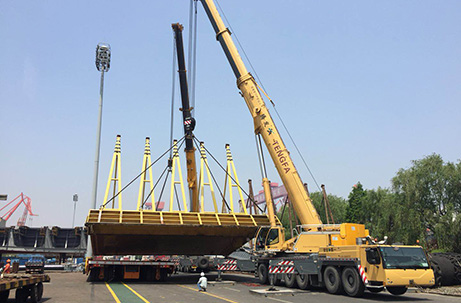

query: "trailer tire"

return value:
[87, 267, 99, 282]
[0, 290, 9, 303]
[324, 266, 343, 294]
[284, 273, 297, 288]
[197, 257, 210, 271]
[15, 288, 28, 303]
[30, 284, 39, 303]
[257, 263, 269, 284]
[37, 282, 44, 301]
[387, 286, 407, 295]
[146, 267, 154, 281]
[159, 268, 168, 282]
[341, 267, 365, 297]
[296, 274, 310, 290]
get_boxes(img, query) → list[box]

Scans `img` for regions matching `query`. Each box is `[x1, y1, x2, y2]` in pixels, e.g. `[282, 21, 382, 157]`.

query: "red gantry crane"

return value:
[0, 193, 37, 227]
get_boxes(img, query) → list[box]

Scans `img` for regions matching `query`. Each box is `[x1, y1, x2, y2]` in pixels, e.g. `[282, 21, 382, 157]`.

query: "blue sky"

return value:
[1, 1, 460, 227]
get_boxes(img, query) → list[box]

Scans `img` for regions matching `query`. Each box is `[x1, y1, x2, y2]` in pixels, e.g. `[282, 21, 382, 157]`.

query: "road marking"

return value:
[268, 297, 293, 303]
[122, 282, 150, 303]
[177, 284, 240, 303]
[223, 287, 241, 292]
[105, 282, 121, 303]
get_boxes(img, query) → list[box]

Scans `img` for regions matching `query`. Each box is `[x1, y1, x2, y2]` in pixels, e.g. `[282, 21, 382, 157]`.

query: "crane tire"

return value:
[367, 287, 384, 293]
[257, 263, 269, 284]
[324, 266, 343, 294]
[341, 267, 365, 297]
[284, 273, 297, 288]
[387, 286, 407, 295]
[296, 274, 310, 290]
[430, 255, 455, 286]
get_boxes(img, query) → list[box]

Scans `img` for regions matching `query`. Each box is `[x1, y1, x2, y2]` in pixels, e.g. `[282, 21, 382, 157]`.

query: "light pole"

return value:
[72, 194, 78, 227]
[91, 43, 111, 210]
[87, 43, 111, 258]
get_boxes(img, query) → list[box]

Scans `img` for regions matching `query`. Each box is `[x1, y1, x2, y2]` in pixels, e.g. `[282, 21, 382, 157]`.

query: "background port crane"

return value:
[0, 193, 37, 227]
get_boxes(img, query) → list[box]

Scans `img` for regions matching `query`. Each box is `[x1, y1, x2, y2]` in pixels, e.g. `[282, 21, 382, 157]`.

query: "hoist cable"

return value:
[215, 0, 321, 192]
[257, 134, 268, 179]
[193, 137, 264, 213]
[157, 139, 186, 211]
[254, 134, 265, 180]
[156, 168, 171, 211]
[214, 0, 266, 93]
[141, 165, 169, 210]
[174, 184, 182, 211]
[271, 103, 322, 192]
[192, 139, 231, 212]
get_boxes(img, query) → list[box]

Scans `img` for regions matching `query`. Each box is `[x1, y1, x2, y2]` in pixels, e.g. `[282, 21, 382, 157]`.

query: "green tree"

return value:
[276, 192, 347, 239]
[391, 154, 461, 252]
[310, 191, 347, 224]
[346, 182, 366, 223]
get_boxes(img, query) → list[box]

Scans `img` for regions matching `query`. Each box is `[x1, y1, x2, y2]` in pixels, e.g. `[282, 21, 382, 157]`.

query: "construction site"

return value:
[1, 0, 461, 302]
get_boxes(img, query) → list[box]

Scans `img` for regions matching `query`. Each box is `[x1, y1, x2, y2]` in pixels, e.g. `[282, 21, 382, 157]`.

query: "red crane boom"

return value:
[0, 193, 37, 226]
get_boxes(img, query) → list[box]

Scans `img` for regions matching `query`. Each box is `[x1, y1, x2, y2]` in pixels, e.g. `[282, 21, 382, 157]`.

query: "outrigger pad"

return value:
[86, 209, 270, 256]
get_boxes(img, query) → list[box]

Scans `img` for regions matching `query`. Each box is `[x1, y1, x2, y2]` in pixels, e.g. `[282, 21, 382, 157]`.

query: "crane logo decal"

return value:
[273, 140, 290, 174]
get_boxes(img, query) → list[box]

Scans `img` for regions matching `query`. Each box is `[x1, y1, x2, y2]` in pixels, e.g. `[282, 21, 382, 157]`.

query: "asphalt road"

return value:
[31, 272, 460, 303]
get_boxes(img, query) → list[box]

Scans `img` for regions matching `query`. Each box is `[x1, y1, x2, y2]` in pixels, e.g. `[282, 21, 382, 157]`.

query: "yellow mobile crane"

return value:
[199, 0, 434, 297]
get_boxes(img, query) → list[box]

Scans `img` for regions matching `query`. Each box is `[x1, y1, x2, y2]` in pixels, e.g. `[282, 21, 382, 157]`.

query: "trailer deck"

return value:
[0, 273, 50, 303]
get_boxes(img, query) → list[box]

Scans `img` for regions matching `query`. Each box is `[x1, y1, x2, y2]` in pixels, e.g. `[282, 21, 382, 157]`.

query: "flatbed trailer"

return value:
[0, 273, 50, 303]
[86, 258, 176, 282]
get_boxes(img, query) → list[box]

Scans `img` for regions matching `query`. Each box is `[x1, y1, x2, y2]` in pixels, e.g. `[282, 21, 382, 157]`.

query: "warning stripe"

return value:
[277, 260, 294, 266]
[218, 260, 237, 271]
[268, 260, 295, 274]
[357, 265, 368, 285]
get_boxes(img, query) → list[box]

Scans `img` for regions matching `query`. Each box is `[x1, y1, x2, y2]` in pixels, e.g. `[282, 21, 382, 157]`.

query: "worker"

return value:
[3, 259, 11, 274]
[197, 272, 207, 292]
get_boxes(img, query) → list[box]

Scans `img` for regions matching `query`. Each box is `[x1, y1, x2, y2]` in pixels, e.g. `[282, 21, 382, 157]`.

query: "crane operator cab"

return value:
[254, 226, 285, 251]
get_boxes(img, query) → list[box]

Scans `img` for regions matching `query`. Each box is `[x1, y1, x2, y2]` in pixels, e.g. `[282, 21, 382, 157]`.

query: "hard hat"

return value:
[201, 272, 205, 277]
[6, 259, 10, 263]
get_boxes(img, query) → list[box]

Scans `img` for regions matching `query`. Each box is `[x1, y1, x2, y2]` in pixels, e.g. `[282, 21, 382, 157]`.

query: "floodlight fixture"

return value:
[95, 43, 111, 72]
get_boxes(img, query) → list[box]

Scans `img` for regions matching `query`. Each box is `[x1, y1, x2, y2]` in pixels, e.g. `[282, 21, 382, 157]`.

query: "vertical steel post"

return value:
[72, 194, 78, 228]
[91, 70, 105, 210]
[87, 43, 110, 259]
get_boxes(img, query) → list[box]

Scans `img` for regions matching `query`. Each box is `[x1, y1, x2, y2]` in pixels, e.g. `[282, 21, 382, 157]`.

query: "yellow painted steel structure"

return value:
[169, 140, 188, 212]
[86, 208, 270, 255]
[222, 144, 247, 214]
[102, 135, 122, 210]
[136, 137, 154, 211]
[86, 137, 271, 255]
[198, 142, 218, 212]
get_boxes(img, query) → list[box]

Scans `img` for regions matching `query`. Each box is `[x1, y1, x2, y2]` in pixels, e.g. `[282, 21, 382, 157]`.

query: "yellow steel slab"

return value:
[86, 209, 270, 255]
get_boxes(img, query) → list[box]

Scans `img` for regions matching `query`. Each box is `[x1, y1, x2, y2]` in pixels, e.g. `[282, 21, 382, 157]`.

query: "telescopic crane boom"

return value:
[199, 0, 321, 227]
[172, 23, 200, 212]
